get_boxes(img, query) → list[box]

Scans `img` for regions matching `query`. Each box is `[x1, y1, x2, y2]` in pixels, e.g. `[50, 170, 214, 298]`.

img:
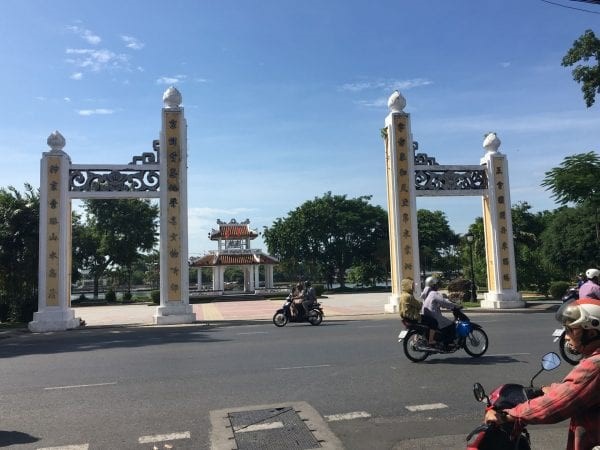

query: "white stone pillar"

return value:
[254, 265, 260, 291]
[155, 87, 196, 324]
[479, 133, 523, 308]
[383, 91, 421, 313]
[29, 132, 82, 332]
[197, 268, 202, 291]
[266, 265, 274, 288]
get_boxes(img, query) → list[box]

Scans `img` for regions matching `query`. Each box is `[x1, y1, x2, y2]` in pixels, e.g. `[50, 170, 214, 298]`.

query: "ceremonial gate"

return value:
[29, 87, 195, 332]
[383, 91, 523, 312]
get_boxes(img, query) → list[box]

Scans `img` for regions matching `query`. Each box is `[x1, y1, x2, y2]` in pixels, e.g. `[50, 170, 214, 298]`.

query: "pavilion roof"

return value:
[209, 224, 258, 240]
[190, 251, 278, 267]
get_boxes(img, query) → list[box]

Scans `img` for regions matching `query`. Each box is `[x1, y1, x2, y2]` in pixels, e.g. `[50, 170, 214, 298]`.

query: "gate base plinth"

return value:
[29, 308, 82, 332]
[153, 304, 196, 325]
[384, 294, 400, 314]
[480, 292, 524, 309]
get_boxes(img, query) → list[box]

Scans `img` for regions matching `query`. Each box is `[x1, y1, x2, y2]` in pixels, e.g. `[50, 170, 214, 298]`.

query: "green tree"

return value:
[263, 192, 388, 288]
[0, 185, 39, 322]
[562, 29, 600, 107]
[417, 209, 459, 274]
[75, 199, 159, 297]
[542, 152, 600, 241]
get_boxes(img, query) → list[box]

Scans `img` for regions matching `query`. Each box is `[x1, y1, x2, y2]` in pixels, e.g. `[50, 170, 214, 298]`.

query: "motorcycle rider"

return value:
[578, 268, 600, 300]
[290, 282, 304, 317]
[420, 275, 435, 301]
[485, 297, 600, 450]
[420, 277, 460, 347]
[301, 281, 317, 316]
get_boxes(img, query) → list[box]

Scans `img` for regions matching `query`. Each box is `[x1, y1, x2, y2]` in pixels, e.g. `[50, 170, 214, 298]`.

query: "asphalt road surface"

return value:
[0, 311, 572, 449]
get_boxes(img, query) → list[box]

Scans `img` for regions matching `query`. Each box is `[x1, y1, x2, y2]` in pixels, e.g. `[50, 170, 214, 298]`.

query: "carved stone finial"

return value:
[47, 131, 66, 152]
[387, 90, 406, 113]
[483, 132, 501, 153]
[163, 86, 182, 109]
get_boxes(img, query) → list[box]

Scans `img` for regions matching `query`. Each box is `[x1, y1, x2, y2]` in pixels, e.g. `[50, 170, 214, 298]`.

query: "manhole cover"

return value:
[209, 402, 344, 450]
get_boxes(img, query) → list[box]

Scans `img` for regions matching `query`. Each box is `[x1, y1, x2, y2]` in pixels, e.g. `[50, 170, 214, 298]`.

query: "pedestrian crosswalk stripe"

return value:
[325, 411, 371, 421]
[138, 431, 191, 444]
[37, 445, 89, 450]
[405, 403, 448, 412]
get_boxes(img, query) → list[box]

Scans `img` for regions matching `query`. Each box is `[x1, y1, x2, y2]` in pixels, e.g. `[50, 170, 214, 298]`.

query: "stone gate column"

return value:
[29, 132, 82, 332]
[154, 87, 196, 324]
[383, 91, 421, 313]
[480, 134, 523, 308]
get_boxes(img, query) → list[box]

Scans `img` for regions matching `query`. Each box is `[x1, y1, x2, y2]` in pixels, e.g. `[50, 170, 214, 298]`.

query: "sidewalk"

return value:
[68, 292, 559, 327]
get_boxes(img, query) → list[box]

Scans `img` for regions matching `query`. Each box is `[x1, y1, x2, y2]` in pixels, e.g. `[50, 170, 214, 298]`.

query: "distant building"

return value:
[189, 219, 278, 294]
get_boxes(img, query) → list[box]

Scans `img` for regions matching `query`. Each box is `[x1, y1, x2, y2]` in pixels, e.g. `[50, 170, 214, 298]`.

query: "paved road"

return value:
[0, 304, 572, 450]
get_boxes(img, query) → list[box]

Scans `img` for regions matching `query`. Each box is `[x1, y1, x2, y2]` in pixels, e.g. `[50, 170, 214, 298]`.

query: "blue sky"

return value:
[1, 0, 599, 256]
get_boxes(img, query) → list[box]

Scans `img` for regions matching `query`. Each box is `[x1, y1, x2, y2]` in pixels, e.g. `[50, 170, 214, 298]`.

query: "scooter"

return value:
[466, 352, 561, 450]
[272, 294, 324, 327]
[398, 308, 488, 362]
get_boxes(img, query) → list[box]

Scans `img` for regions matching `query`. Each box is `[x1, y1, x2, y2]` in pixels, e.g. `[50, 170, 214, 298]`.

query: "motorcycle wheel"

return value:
[559, 332, 582, 365]
[272, 312, 288, 327]
[463, 328, 488, 357]
[308, 310, 323, 326]
[402, 329, 430, 362]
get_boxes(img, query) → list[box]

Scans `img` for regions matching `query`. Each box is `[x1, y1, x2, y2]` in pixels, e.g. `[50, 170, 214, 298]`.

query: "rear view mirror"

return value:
[473, 382, 489, 405]
[541, 352, 561, 371]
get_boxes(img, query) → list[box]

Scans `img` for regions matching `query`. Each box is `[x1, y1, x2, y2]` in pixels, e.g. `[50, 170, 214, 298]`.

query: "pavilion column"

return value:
[254, 265, 260, 290]
[154, 87, 196, 324]
[29, 132, 82, 332]
[265, 265, 274, 288]
[197, 268, 202, 291]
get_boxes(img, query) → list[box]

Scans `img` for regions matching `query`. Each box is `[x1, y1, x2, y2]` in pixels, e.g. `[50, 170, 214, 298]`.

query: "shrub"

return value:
[105, 289, 116, 303]
[122, 292, 133, 303]
[447, 277, 473, 302]
[150, 290, 160, 304]
[549, 281, 571, 300]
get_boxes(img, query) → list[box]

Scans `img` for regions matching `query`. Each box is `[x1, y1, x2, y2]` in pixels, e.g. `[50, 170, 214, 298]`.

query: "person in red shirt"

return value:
[485, 298, 600, 450]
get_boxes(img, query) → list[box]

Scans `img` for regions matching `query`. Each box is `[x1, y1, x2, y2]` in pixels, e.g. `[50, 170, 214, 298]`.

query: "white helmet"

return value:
[556, 298, 600, 331]
[585, 268, 600, 280]
[425, 276, 439, 287]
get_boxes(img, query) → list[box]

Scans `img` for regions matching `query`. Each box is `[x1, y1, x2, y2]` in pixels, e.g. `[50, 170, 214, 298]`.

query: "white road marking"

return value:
[37, 445, 89, 450]
[235, 422, 284, 433]
[325, 411, 371, 422]
[275, 364, 331, 370]
[138, 431, 191, 444]
[44, 382, 117, 391]
[405, 403, 448, 412]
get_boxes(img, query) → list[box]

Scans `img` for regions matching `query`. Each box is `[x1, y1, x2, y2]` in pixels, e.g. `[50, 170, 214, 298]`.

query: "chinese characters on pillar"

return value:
[394, 116, 414, 280]
[493, 161, 512, 289]
[45, 157, 61, 306]
[165, 112, 182, 302]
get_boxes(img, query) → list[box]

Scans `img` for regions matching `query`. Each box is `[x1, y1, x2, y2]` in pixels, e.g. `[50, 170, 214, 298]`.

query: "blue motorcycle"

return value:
[398, 308, 488, 362]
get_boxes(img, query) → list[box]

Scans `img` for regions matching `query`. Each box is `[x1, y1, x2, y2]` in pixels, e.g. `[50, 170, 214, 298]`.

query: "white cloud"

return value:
[77, 108, 114, 116]
[66, 48, 130, 72]
[340, 78, 433, 92]
[500, 62, 511, 68]
[70, 72, 83, 80]
[64, 97, 71, 102]
[121, 35, 145, 50]
[156, 75, 187, 85]
[67, 25, 101, 45]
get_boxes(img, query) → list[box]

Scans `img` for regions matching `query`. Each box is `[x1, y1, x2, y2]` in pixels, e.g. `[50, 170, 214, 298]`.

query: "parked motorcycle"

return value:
[466, 352, 561, 450]
[272, 294, 324, 327]
[398, 308, 488, 362]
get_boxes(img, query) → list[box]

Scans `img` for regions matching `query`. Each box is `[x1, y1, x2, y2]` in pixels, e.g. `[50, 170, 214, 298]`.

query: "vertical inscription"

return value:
[46, 157, 61, 306]
[165, 112, 181, 302]
[394, 116, 413, 281]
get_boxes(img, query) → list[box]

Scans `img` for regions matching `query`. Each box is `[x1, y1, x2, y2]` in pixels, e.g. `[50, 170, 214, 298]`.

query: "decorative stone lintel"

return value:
[153, 304, 196, 324]
[29, 308, 82, 332]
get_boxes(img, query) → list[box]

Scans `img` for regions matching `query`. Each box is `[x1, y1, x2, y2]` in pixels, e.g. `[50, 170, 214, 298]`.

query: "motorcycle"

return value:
[272, 294, 324, 327]
[466, 352, 561, 450]
[398, 308, 488, 362]
[551, 289, 582, 365]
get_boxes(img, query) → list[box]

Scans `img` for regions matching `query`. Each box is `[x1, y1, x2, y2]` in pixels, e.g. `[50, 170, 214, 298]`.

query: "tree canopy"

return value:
[562, 29, 600, 108]
[263, 192, 388, 288]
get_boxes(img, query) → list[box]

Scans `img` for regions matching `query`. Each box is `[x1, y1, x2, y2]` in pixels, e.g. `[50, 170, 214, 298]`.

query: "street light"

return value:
[465, 233, 476, 302]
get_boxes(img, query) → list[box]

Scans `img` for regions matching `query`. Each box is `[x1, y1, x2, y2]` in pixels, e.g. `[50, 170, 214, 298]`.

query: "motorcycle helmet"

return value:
[556, 297, 600, 331]
[585, 268, 600, 280]
[425, 276, 439, 287]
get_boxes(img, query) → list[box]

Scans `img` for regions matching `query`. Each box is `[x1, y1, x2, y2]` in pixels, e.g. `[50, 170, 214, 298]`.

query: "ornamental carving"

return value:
[70, 169, 159, 192]
[415, 169, 487, 191]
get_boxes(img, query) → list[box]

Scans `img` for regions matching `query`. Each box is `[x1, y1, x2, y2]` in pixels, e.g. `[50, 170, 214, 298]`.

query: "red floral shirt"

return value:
[506, 348, 600, 450]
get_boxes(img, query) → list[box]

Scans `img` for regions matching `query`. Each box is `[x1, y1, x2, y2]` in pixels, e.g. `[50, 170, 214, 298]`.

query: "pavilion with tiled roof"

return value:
[189, 219, 278, 294]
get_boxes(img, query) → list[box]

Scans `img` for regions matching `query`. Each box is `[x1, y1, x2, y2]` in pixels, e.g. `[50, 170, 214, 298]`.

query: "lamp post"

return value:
[465, 233, 476, 302]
